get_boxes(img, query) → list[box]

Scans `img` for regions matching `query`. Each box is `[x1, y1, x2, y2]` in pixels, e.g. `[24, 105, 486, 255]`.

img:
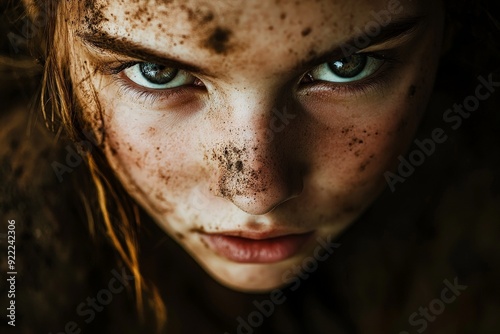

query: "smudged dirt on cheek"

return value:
[116, 148, 177, 215]
[339, 125, 380, 158]
[313, 123, 386, 190]
[358, 153, 376, 172]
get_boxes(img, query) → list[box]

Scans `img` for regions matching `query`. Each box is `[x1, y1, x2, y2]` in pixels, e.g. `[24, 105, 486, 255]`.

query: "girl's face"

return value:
[65, 0, 444, 291]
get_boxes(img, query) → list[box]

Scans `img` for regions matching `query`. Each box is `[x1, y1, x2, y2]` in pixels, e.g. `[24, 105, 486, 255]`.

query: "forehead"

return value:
[72, 0, 426, 74]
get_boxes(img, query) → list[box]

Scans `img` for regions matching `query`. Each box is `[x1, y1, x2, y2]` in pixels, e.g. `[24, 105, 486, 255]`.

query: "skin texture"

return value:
[62, 0, 444, 291]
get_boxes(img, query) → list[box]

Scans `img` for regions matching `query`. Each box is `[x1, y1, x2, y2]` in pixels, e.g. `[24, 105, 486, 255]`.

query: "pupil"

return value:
[139, 63, 178, 85]
[328, 55, 367, 78]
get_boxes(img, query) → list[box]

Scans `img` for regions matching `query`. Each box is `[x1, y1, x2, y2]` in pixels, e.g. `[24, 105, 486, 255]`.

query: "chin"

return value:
[197, 256, 300, 293]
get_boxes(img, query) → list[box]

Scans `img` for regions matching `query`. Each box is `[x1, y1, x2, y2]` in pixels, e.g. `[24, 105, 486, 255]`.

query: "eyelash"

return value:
[299, 52, 400, 97]
[114, 74, 191, 104]
[104, 61, 200, 104]
[105, 51, 401, 103]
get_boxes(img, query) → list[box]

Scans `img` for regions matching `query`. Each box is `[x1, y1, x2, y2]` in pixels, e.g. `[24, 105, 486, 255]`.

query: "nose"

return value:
[208, 86, 302, 215]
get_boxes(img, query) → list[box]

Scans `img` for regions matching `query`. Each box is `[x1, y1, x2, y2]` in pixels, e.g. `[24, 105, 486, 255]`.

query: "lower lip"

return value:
[200, 233, 314, 263]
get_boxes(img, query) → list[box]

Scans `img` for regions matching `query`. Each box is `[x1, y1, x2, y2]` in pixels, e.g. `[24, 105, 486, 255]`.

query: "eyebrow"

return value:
[298, 16, 425, 70]
[77, 31, 207, 74]
[77, 15, 424, 75]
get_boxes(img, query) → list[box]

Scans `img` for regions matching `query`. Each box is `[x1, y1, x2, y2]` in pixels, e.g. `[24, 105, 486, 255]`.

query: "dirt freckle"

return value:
[301, 27, 312, 36]
[202, 12, 214, 23]
[308, 49, 317, 57]
[82, 1, 107, 34]
[158, 168, 171, 185]
[204, 27, 232, 54]
[236, 160, 243, 172]
[156, 192, 165, 201]
[200, 237, 209, 249]
[341, 125, 355, 135]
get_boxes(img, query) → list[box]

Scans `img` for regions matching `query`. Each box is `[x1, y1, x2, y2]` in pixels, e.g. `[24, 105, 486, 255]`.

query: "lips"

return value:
[200, 231, 314, 263]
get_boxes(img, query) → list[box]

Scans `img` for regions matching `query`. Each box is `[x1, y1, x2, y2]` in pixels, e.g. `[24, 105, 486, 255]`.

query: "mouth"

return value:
[199, 231, 315, 264]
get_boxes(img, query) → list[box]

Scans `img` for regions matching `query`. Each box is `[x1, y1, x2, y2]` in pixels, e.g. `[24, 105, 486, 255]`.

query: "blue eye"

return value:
[123, 62, 196, 89]
[308, 54, 385, 83]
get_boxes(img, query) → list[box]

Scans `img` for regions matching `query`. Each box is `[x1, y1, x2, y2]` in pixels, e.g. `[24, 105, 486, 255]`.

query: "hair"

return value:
[1, 0, 498, 331]
[2, 0, 167, 330]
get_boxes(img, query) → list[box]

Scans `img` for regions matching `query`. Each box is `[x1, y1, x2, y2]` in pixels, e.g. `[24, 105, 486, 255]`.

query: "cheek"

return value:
[302, 55, 440, 190]
[98, 101, 209, 210]
[302, 84, 432, 196]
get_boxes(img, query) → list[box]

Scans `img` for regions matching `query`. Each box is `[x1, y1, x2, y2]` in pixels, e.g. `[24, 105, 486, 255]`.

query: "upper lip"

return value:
[199, 229, 314, 240]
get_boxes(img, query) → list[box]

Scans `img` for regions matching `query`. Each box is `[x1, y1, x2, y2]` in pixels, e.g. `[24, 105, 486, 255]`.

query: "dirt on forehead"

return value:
[73, 0, 364, 68]
[80, 0, 107, 33]
[203, 27, 233, 54]
[78, 0, 237, 55]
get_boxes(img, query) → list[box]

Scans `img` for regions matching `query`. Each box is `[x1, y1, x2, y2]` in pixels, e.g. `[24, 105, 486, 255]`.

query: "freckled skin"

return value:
[64, 0, 444, 291]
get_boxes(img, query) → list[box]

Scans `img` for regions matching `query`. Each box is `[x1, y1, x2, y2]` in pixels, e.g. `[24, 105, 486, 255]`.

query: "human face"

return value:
[64, 0, 444, 291]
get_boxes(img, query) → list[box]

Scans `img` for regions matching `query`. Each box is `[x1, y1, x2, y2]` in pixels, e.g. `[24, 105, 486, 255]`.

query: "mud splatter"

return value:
[185, 6, 214, 24]
[358, 154, 375, 172]
[210, 143, 267, 199]
[200, 236, 209, 249]
[301, 27, 312, 36]
[204, 27, 232, 54]
[341, 125, 354, 135]
[81, 0, 107, 34]
[235, 160, 243, 172]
